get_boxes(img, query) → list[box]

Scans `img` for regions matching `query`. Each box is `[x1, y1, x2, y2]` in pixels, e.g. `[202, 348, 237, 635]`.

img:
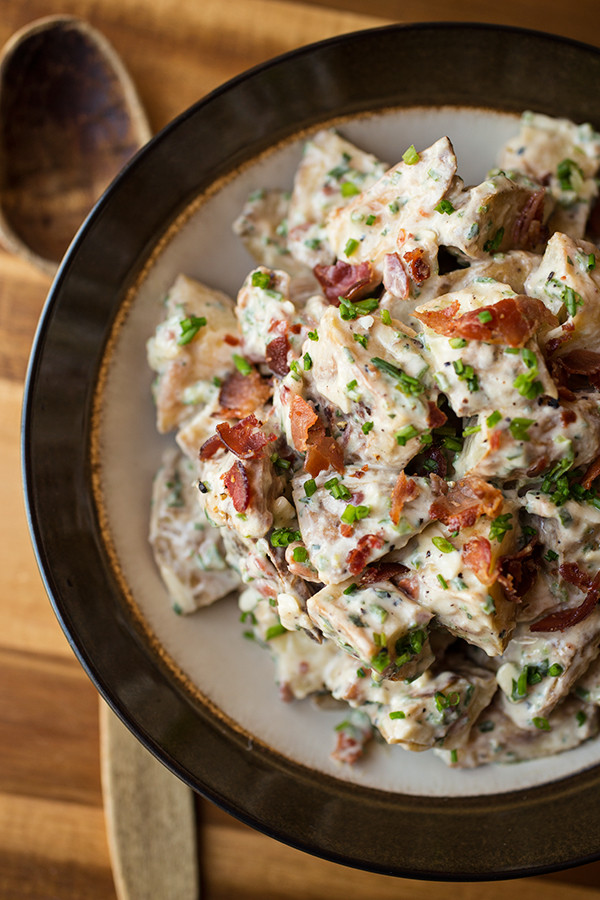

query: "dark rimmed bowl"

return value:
[22, 22, 600, 880]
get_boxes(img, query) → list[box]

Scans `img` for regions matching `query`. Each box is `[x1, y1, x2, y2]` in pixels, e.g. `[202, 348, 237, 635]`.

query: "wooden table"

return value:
[2, 1, 600, 897]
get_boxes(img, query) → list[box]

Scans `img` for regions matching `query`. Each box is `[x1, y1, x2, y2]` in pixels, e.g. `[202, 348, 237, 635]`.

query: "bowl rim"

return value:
[21, 20, 600, 880]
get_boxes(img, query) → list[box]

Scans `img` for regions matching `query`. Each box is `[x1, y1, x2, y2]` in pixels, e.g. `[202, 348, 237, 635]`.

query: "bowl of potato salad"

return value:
[23, 22, 600, 879]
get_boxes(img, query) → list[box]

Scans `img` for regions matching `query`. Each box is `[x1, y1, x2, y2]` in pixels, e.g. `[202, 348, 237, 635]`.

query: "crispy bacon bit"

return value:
[414, 295, 557, 347]
[224, 333, 240, 346]
[265, 335, 290, 376]
[559, 562, 593, 592]
[313, 259, 376, 305]
[395, 571, 420, 600]
[290, 395, 344, 477]
[554, 350, 600, 390]
[414, 299, 460, 333]
[531, 570, 600, 632]
[512, 189, 548, 251]
[331, 726, 371, 765]
[222, 460, 250, 512]
[561, 408, 577, 426]
[427, 401, 447, 429]
[382, 252, 409, 299]
[340, 522, 354, 538]
[216, 414, 275, 459]
[347, 534, 385, 576]
[462, 537, 494, 585]
[279, 682, 295, 703]
[359, 562, 410, 586]
[497, 539, 540, 602]
[582, 456, 600, 491]
[290, 396, 319, 450]
[199, 432, 224, 461]
[403, 247, 430, 285]
[429, 475, 503, 531]
[390, 471, 419, 526]
[526, 454, 549, 478]
[219, 370, 271, 418]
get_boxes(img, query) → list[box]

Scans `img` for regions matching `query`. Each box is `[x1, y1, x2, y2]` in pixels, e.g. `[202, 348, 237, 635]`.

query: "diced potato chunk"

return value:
[308, 578, 433, 680]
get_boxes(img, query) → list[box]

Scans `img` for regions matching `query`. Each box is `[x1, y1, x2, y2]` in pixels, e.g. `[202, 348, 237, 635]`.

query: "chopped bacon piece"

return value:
[305, 433, 344, 478]
[223, 333, 240, 346]
[200, 414, 274, 460]
[403, 247, 430, 284]
[219, 370, 271, 418]
[497, 538, 540, 602]
[414, 295, 557, 347]
[395, 571, 420, 600]
[561, 408, 577, 426]
[222, 460, 250, 512]
[462, 537, 494, 585]
[390, 471, 419, 525]
[340, 522, 354, 538]
[429, 475, 503, 531]
[554, 350, 600, 390]
[216, 414, 275, 459]
[531, 570, 600, 632]
[546, 320, 575, 356]
[290, 395, 344, 477]
[559, 562, 593, 592]
[427, 401, 447, 429]
[290, 395, 319, 450]
[313, 259, 376, 305]
[382, 252, 409, 299]
[265, 335, 290, 376]
[199, 432, 224, 461]
[582, 456, 600, 491]
[331, 726, 372, 765]
[359, 562, 410, 586]
[512, 189, 548, 251]
[414, 300, 460, 333]
[347, 534, 385, 576]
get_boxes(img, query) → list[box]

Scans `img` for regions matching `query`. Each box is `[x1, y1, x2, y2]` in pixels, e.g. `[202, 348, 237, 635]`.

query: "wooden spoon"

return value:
[0, 15, 151, 274]
[100, 701, 200, 900]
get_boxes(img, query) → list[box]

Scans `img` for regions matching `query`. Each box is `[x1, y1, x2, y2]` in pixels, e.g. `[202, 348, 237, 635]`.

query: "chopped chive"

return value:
[344, 238, 359, 257]
[371, 357, 425, 395]
[532, 716, 551, 731]
[292, 546, 308, 563]
[265, 623, 287, 641]
[389, 710, 406, 720]
[343, 583, 358, 595]
[483, 226, 504, 253]
[486, 410, 502, 428]
[544, 549, 559, 562]
[381, 309, 392, 326]
[340, 504, 371, 524]
[304, 478, 317, 497]
[489, 512, 513, 542]
[341, 181, 360, 197]
[177, 315, 207, 345]
[362, 421, 374, 434]
[463, 425, 481, 436]
[303, 352, 312, 370]
[449, 749, 458, 763]
[576, 710, 587, 726]
[509, 417, 535, 441]
[449, 337, 467, 349]
[548, 663, 563, 677]
[365, 214, 376, 225]
[437, 573, 449, 589]
[233, 354, 253, 376]
[434, 199, 455, 214]
[477, 309, 493, 324]
[270, 527, 302, 547]
[432, 536, 455, 554]
[402, 144, 420, 165]
[395, 424, 419, 446]
[339, 296, 379, 320]
[308, 329, 319, 341]
[353, 332, 369, 349]
[251, 270, 272, 289]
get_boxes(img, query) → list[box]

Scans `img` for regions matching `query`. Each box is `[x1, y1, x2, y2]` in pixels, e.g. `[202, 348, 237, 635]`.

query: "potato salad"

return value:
[147, 112, 600, 768]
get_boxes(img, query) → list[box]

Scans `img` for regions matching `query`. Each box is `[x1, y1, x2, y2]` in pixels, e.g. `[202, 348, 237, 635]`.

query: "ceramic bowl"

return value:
[22, 23, 600, 879]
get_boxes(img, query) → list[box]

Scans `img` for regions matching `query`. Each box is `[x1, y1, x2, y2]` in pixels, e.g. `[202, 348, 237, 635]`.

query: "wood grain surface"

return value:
[2, 1, 600, 898]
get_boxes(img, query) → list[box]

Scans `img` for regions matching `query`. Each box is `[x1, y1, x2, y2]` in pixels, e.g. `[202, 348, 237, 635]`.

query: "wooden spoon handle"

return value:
[99, 700, 200, 900]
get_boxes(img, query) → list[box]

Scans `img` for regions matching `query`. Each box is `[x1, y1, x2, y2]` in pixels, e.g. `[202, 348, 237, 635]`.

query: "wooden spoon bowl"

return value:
[0, 16, 151, 274]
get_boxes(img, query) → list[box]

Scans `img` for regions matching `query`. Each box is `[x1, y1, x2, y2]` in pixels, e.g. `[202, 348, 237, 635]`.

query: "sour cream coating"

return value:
[146, 111, 600, 769]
